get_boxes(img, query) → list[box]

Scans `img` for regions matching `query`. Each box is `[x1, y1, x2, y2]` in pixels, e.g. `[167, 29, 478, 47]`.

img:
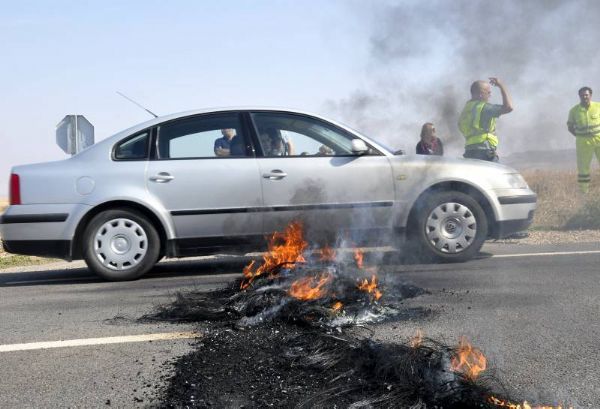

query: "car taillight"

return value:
[9, 173, 21, 205]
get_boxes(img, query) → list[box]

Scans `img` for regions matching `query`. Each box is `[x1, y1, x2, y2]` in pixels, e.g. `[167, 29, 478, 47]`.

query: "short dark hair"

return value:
[579, 86, 592, 96]
[264, 128, 282, 142]
[470, 81, 480, 96]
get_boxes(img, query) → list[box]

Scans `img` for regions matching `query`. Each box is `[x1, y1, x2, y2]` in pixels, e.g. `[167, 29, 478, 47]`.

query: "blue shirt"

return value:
[480, 103, 504, 133]
[214, 137, 231, 153]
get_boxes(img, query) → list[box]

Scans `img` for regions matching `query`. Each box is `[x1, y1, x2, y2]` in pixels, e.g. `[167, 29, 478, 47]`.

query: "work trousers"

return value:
[463, 148, 499, 162]
[576, 136, 600, 193]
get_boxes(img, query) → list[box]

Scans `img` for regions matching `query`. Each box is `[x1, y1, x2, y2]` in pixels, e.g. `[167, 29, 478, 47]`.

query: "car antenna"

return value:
[116, 91, 158, 118]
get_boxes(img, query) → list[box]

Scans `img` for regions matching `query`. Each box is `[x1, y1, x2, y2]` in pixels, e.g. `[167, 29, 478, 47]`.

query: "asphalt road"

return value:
[0, 242, 599, 408]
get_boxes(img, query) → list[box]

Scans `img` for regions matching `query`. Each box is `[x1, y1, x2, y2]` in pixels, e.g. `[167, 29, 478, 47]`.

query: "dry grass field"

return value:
[0, 198, 7, 213]
[522, 169, 600, 230]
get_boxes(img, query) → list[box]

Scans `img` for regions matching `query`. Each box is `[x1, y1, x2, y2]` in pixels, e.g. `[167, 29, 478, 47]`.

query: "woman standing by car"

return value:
[416, 122, 444, 156]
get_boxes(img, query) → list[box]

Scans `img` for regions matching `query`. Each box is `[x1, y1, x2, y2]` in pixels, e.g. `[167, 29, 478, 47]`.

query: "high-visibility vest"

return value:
[568, 101, 600, 138]
[458, 100, 499, 147]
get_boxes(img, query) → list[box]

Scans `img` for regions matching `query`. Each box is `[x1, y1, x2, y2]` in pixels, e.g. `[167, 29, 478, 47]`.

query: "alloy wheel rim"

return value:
[93, 218, 148, 270]
[425, 202, 477, 254]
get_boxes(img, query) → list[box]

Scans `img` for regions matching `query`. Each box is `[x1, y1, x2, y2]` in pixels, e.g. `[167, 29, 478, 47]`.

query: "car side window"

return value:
[157, 113, 248, 159]
[114, 131, 150, 160]
[251, 112, 377, 157]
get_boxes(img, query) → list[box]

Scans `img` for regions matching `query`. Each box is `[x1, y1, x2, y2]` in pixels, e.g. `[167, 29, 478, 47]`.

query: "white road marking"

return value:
[490, 250, 600, 258]
[0, 331, 201, 353]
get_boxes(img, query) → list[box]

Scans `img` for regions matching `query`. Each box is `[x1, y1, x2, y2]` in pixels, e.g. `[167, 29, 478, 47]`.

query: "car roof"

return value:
[92, 107, 392, 156]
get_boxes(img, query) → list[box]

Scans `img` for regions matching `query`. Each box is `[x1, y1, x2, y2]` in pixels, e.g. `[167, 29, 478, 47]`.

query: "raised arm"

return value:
[489, 77, 513, 114]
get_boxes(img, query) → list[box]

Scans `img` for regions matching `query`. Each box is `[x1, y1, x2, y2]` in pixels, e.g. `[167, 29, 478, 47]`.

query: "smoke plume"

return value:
[325, 0, 600, 161]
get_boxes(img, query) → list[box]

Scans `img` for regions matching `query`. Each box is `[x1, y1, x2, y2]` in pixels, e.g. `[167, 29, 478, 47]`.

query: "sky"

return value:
[1, 0, 598, 195]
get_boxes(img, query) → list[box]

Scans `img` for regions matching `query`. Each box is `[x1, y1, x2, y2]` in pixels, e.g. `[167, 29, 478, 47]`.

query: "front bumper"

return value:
[492, 210, 535, 239]
[491, 189, 537, 238]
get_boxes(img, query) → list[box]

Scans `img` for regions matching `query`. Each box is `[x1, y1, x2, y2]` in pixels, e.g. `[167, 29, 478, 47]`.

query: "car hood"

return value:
[391, 154, 519, 173]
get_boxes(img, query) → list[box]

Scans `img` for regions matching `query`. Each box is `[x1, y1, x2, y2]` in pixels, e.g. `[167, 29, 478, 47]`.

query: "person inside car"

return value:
[214, 128, 237, 157]
[261, 128, 294, 156]
[317, 145, 335, 156]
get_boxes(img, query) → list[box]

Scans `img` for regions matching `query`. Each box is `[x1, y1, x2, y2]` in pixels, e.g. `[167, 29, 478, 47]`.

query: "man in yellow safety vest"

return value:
[458, 78, 513, 161]
[567, 86, 600, 193]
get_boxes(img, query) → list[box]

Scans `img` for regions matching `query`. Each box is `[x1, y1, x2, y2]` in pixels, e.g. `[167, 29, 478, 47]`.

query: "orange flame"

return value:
[357, 274, 383, 301]
[489, 396, 573, 409]
[450, 336, 487, 381]
[332, 301, 343, 311]
[288, 273, 333, 301]
[319, 245, 337, 262]
[410, 329, 423, 348]
[241, 221, 307, 289]
[353, 248, 364, 269]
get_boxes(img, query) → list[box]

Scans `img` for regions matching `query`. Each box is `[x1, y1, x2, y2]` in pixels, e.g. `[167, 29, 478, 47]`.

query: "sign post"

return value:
[56, 115, 94, 155]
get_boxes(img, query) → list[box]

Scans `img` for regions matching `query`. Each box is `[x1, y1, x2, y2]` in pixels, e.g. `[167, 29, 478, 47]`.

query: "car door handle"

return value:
[149, 172, 175, 183]
[262, 170, 287, 180]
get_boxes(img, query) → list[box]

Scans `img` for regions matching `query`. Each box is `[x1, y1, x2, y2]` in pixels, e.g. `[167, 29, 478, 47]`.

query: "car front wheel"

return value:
[82, 209, 160, 281]
[412, 191, 488, 262]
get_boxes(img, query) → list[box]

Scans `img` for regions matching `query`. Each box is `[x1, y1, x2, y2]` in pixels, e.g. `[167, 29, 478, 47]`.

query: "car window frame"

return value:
[152, 111, 256, 161]
[247, 110, 384, 158]
[112, 129, 153, 162]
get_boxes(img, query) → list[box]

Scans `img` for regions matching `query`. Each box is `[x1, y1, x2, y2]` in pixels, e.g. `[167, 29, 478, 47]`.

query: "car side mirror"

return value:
[351, 139, 369, 155]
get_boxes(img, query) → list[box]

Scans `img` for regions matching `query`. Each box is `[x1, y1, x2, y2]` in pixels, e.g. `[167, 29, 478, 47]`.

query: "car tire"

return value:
[82, 208, 161, 281]
[409, 191, 488, 262]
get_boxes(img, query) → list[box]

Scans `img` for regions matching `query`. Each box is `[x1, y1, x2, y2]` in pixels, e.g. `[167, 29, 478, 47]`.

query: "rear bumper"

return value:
[0, 203, 92, 261]
[0, 203, 91, 241]
[2, 240, 71, 260]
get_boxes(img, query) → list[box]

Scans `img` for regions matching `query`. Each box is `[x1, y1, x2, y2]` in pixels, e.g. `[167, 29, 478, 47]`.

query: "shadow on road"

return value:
[0, 249, 489, 288]
[0, 256, 259, 287]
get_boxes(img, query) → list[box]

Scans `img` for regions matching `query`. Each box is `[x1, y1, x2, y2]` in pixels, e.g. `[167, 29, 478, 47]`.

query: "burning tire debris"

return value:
[147, 222, 572, 409]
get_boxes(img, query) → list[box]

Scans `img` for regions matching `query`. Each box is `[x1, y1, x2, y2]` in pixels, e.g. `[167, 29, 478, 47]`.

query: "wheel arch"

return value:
[72, 200, 169, 260]
[406, 181, 497, 237]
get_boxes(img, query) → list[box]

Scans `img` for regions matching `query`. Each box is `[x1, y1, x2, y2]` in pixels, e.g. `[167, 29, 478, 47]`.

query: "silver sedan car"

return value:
[0, 108, 536, 280]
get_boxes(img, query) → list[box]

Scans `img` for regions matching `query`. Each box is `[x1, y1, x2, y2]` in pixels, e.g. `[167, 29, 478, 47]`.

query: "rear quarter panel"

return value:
[11, 147, 176, 240]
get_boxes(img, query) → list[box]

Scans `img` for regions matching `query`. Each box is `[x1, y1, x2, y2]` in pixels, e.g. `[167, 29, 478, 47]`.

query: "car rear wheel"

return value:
[82, 209, 160, 281]
[411, 191, 487, 262]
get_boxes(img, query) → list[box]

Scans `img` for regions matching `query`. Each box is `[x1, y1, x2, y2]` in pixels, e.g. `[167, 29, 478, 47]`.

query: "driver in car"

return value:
[261, 128, 295, 156]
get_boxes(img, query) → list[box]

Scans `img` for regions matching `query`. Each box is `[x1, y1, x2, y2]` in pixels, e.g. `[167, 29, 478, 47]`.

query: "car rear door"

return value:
[146, 112, 264, 245]
[249, 111, 395, 241]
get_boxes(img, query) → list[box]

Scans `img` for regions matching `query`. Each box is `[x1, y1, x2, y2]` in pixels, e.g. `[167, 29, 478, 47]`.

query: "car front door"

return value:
[250, 111, 395, 242]
[146, 112, 264, 249]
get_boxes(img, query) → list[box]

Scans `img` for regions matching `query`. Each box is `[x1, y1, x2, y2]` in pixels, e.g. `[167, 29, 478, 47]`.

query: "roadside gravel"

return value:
[491, 229, 600, 245]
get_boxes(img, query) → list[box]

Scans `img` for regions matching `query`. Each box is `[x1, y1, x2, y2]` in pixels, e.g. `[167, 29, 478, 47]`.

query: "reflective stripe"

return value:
[577, 174, 591, 182]
[575, 124, 600, 131]
[465, 133, 498, 146]
[471, 102, 482, 130]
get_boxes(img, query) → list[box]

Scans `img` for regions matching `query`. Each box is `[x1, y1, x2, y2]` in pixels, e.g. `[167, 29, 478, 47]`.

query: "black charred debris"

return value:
[144, 259, 521, 408]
